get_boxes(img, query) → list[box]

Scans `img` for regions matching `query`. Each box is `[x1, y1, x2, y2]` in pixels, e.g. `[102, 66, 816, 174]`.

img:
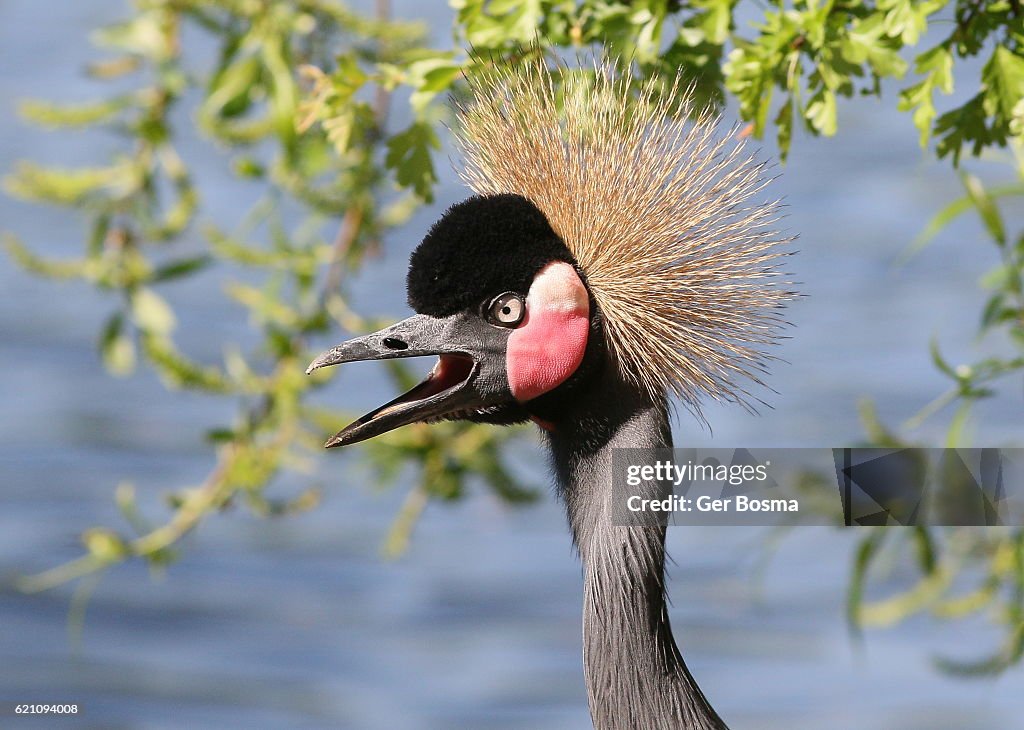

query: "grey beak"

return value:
[306, 314, 463, 375]
[305, 313, 509, 448]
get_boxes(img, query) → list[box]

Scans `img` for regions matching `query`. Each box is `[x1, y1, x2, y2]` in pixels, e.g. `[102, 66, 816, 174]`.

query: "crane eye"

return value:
[487, 292, 525, 327]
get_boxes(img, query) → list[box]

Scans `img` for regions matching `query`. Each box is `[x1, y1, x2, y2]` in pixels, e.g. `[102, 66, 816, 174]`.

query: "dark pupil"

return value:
[501, 306, 511, 315]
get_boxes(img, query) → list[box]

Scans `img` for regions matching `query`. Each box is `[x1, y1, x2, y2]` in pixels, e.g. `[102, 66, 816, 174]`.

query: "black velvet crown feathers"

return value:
[406, 194, 577, 318]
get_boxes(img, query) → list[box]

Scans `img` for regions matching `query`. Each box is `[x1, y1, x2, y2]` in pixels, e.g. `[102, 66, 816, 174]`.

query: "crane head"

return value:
[307, 58, 796, 446]
[306, 194, 600, 447]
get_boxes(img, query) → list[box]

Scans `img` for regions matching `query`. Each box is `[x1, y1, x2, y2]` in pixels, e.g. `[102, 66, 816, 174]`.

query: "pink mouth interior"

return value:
[376, 354, 474, 417]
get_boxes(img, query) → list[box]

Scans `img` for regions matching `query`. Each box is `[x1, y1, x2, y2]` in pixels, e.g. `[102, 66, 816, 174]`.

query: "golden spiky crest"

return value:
[454, 58, 795, 412]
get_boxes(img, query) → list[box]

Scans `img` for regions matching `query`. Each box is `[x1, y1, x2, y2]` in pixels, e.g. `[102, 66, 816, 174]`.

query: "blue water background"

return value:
[1, 2, 1022, 728]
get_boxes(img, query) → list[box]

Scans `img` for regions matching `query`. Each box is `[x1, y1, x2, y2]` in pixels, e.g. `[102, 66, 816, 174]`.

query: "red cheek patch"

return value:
[507, 261, 589, 402]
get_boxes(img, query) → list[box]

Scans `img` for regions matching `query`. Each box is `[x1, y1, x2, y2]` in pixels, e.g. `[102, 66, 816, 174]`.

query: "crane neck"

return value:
[543, 367, 728, 730]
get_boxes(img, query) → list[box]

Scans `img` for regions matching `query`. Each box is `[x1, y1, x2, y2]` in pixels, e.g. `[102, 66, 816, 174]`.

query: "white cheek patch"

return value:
[506, 261, 590, 403]
[527, 261, 590, 314]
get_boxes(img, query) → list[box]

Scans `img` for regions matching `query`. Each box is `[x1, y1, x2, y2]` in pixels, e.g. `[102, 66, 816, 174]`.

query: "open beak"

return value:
[306, 313, 508, 447]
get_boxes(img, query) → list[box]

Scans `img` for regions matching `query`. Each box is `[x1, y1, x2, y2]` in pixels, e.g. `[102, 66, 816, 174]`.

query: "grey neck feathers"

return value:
[544, 367, 728, 730]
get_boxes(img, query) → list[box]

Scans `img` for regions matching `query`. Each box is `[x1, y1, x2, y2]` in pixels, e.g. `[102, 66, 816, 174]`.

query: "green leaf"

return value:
[933, 46, 1024, 162]
[233, 157, 266, 178]
[321, 108, 356, 154]
[935, 93, 991, 164]
[896, 80, 930, 144]
[476, 0, 543, 44]
[844, 13, 908, 79]
[980, 263, 1014, 290]
[141, 335, 231, 393]
[848, 530, 887, 633]
[91, 14, 171, 60]
[775, 96, 793, 160]
[911, 526, 937, 575]
[82, 528, 129, 562]
[903, 194, 974, 258]
[807, 89, 838, 136]
[131, 288, 176, 335]
[983, 46, 1024, 123]
[225, 282, 300, 327]
[86, 55, 141, 79]
[99, 312, 135, 376]
[880, 0, 934, 46]
[979, 293, 1012, 331]
[332, 54, 368, 94]
[929, 338, 957, 379]
[723, 38, 781, 139]
[385, 122, 439, 202]
[898, 46, 954, 147]
[961, 172, 1006, 247]
[262, 37, 299, 150]
[3, 234, 85, 279]
[916, 45, 954, 95]
[203, 54, 262, 120]
[906, 181, 1024, 260]
[695, 0, 731, 45]
[152, 255, 213, 283]
[3, 161, 135, 206]
[19, 97, 129, 128]
[408, 57, 462, 92]
[408, 57, 462, 113]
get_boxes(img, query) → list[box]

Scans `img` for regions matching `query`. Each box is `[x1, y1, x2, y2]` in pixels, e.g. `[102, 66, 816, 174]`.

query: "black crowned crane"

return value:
[307, 60, 794, 730]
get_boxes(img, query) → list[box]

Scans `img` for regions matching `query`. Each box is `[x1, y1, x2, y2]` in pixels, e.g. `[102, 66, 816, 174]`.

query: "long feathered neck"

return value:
[544, 367, 728, 730]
